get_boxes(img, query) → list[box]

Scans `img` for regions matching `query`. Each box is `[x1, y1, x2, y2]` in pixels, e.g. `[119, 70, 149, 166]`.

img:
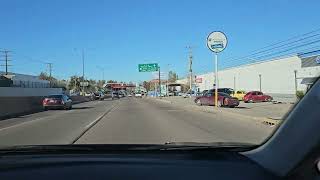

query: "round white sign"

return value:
[207, 31, 228, 53]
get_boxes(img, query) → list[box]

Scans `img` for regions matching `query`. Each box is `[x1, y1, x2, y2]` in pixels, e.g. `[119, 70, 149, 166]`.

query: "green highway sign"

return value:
[138, 63, 159, 72]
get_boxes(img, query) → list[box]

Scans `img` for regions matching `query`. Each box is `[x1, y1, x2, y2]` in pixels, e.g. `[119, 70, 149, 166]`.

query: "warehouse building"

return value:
[0, 71, 50, 88]
[181, 50, 320, 101]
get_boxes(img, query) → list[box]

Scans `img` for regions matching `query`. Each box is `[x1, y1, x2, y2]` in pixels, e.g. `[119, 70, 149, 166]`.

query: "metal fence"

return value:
[12, 80, 50, 88]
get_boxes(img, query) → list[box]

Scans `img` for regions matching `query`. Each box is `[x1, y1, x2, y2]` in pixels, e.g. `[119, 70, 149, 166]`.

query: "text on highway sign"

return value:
[138, 63, 159, 72]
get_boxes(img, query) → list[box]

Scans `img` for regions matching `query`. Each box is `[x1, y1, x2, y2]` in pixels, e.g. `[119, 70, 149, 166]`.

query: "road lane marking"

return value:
[71, 101, 120, 144]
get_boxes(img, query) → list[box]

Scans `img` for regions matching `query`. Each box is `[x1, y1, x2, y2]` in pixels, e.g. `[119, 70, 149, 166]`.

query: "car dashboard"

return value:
[0, 150, 279, 180]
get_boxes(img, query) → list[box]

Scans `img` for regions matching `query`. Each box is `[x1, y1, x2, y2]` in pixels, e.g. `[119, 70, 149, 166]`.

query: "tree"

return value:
[107, 80, 117, 83]
[142, 81, 151, 91]
[168, 71, 178, 83]
[97, 80, 106, 88]
[39, 72, 62, 88]
[68, 75, 82, 91]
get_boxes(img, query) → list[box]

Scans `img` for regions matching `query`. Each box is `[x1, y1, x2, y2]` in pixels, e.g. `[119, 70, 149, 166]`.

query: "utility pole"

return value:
[294, 70, 298, 93]
[158, 66, 161, 97]
[0, 50, 11, 75]
[233, 76, 236, 92]
[187, 46, 193, 96]
[82, 49, 85, 94]
[167, 64, 170, 97]
[46, 63, 53, 88]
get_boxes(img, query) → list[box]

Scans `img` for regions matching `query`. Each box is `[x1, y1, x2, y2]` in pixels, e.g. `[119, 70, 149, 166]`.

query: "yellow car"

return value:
[231, 90, 246, 101]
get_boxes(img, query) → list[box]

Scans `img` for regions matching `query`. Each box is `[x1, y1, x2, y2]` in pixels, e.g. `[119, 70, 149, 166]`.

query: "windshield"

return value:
[0, 0, 319, 149]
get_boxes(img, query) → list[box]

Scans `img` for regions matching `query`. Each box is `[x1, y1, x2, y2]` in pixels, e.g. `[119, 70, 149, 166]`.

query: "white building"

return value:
[180, 51, 320, 99]
[0, 71, 50, 88]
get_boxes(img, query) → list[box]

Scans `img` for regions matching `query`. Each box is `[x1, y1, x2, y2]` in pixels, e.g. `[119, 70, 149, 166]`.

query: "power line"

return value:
[222, 45, 320, 69]
[229, 34, 320, 63]
[252, 39, 320, 60]
[221, 38, 320, 67]
[226, 27, 320, 62]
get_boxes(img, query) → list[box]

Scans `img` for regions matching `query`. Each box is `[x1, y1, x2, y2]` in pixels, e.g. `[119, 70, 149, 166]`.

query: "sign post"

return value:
[207, 31, 228, 107]
[138, 63, 159, 97]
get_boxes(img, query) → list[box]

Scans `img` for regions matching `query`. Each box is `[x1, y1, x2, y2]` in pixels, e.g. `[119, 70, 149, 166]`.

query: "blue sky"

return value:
[1, 0, 319, 82]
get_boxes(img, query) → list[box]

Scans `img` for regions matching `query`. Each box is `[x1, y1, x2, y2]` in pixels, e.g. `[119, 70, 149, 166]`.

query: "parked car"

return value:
[43, 94, 72, 110]
[194, 91, 239, 108]
[94, 92, 105, 100]
[112, 91, 120, 99]
[135, 93, 142, 98]
[99, 92, 105, 100]
[168, 92, 174, 96]
[243, 91, 273, 103]
[231, 90, 246, 101]
[217, 88, 234, 95]
[85, 92, 95, 101]
[182, 91, 196, 98]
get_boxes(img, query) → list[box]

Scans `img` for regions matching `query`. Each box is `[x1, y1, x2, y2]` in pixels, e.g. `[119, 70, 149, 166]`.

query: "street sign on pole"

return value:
[207, 31, 228, 53]
[80, 82, 89, 87]
[207, 31, 228, 107]
[138, 63, 159, 72]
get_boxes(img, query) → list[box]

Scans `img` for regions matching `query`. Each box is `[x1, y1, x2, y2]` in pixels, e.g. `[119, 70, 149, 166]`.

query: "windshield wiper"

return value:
[159, 141, 258, 151]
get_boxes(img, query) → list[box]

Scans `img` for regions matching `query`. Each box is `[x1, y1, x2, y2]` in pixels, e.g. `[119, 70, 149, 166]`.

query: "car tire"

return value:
[69, 105, 72, 110]
[229, 106, 235, 108]
[249, 99, 254, 103]
[244, 101, 248, 103]
[196, 99, 202, 106]
[43, 107, 48, 111]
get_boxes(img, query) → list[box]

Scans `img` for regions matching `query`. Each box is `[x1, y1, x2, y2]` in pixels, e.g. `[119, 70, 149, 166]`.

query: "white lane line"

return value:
[71, 101, 120, 144]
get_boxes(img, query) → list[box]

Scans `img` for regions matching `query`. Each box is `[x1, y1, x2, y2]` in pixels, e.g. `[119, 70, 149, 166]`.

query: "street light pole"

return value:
[214, 53, 218, 107]
[259, 74, 262, 92]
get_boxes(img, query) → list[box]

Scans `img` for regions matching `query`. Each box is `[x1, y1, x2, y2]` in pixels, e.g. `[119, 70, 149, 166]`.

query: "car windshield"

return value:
[219, 93, 232, 98]
[48, 95, 63, 99]
[0, 1, 319, 150]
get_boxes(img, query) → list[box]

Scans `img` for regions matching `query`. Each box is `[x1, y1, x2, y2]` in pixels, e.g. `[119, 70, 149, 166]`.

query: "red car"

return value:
[194, 92, 239, 108]
[243, 91, 273, 103]
[43, 94, 73, 110]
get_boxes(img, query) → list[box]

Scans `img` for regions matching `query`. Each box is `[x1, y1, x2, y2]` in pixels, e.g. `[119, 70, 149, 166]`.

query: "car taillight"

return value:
[43, 98, 48, 105]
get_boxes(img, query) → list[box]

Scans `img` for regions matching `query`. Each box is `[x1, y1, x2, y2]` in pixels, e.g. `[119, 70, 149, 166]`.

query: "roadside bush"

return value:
[296, 90, 305, 100]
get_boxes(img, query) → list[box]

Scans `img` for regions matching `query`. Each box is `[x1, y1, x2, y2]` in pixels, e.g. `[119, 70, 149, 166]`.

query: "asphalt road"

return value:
[0, 97, 274, 147]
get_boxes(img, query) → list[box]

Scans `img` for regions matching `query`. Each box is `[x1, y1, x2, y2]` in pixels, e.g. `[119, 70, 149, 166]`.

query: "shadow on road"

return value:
[72, 107, 94, 110]
[234, 106, 250, 109]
